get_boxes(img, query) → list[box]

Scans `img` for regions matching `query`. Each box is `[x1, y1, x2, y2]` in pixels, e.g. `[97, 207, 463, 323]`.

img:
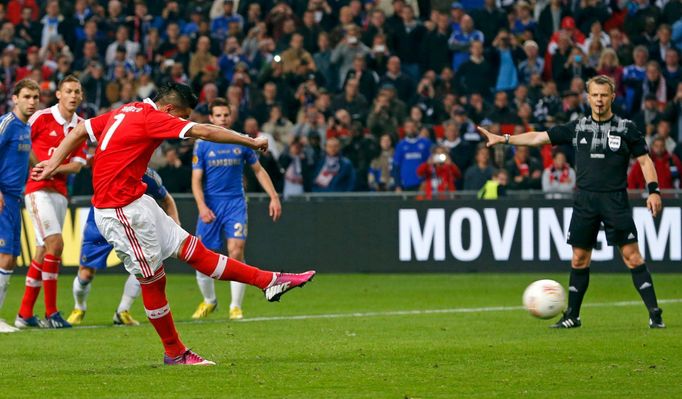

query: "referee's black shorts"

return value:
[567, 190, 638, 250]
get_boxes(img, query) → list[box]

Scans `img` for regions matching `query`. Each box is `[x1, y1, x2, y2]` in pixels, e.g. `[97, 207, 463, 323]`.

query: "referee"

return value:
[478, 75, 665, 329]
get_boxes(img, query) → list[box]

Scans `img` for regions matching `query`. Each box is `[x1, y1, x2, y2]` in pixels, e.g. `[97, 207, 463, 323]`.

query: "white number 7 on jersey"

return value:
[100, 114, 125, 151]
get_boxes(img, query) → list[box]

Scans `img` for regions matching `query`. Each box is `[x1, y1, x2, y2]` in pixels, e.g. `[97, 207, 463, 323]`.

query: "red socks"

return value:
[138, 268, 186, 358]
[180, 235, 274, 289]
[42, 254, 60, 316]
[18, 261, 43, 318]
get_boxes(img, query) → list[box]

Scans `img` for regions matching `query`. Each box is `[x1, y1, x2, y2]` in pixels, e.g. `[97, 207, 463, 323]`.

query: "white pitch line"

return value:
[51, 298, 682, 331]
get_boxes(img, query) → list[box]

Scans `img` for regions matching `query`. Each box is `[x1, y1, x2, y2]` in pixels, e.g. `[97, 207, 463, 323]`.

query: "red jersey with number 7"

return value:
[84, 98, 196, 208]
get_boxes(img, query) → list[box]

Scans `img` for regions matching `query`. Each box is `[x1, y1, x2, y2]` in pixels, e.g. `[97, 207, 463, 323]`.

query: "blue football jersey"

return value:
[393, 137, 432, 188]
[0, 112, 31, 198]
[192, 140, 258, 199]
[142, 167, 168, 201]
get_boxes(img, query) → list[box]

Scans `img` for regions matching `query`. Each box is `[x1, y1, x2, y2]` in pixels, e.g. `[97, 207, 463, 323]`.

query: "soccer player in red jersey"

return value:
[16, 75, 87, 329]
[33, 83, 315, 365]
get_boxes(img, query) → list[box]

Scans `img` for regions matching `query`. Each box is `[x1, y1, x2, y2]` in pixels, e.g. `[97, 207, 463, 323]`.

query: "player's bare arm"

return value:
[32, 122, 88, 181]
[637, 154, 663, 217]
[161, 193, 181, 225]
[54, 161, 85, 176]
[477, 126, 551, 147]
[0, 190, 4, 213]
[186, 124, 268, 152]
[251, 161, 282, 221]
[191, 168, 216, 224]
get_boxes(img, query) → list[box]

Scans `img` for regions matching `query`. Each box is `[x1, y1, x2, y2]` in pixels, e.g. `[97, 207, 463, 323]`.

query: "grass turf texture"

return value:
[1, 273, 681, 398]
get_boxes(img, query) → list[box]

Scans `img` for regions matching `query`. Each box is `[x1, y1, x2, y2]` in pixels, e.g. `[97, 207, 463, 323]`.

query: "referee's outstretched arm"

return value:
[477, 126, 550, 147]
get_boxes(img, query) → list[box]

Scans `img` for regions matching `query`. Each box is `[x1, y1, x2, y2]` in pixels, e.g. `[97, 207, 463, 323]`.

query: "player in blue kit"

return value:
[66, 167, 180, 326]
[191, 98, 281, 320]
[0, 79, 40, 333]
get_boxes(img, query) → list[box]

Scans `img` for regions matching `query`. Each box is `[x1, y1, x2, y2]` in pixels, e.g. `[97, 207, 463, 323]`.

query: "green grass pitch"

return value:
[1, 273, 681, 398]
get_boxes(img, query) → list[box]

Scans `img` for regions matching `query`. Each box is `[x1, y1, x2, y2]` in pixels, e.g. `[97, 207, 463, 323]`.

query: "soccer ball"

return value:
[522, 279, 566, 319]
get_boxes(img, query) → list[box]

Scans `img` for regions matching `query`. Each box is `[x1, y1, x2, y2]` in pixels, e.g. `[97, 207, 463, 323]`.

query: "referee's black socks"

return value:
[630, 264, 659, 311]
[568, 267, 590, 318]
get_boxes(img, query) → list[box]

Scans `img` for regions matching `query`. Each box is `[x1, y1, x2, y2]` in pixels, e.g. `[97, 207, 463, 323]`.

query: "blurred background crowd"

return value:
[1, 0, 681, 198]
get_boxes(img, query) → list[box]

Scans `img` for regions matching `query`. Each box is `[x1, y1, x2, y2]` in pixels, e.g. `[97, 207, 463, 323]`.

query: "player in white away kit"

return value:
[33, 83, 315, 366]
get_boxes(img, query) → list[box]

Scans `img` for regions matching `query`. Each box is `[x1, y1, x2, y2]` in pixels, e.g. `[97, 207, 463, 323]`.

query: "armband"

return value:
[647, 182, 661, 196]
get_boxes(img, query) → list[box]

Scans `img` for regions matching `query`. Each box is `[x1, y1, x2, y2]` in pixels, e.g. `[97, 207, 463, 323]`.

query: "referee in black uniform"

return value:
[478, 75, 665, 329]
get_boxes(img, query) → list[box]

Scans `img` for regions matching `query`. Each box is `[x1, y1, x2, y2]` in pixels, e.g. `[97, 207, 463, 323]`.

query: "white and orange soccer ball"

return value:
[522, 279, 566, 319]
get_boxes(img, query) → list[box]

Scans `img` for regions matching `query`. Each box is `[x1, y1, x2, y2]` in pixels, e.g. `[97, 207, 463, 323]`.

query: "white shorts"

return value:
[24, 190, 68, 247]
[94, 194, 189, 277]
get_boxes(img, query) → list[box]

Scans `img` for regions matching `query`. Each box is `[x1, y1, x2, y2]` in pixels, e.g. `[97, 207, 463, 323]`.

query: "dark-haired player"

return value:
[33, 83, 315, 365]
[0, 79, 40, 333]
[17, 75, 87, 329]
[191, 98, 281, 321]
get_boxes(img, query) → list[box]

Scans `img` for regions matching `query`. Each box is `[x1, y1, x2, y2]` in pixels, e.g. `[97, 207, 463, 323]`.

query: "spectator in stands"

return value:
[343, 122, 380, 191]
[81, 61, 109, 110]
[472, 0, 506, 48]
[211, 0, 243, 43]
[419, 12, 451, 75]
[326, 108, 353, 144]
[650, 24, 673, 65]
[343, 54, 379, 103]
[489, 29, 523, 93]
[368, 133, 395, 191]
[313, 32, 336, 92]
[16, 46, 51, 82]
[648, 119, 677, 155]
[218, 37, 248, 83]
[262, 104, 293, 149]
[663, 48, 681, 94]
[506, 146, 542, 190]
[663, 82, 682, 142]
[412, 78, 444, 125]
[628, 136, 682, 190]
[584, 20, 610, 50]
[454, 40, 494, 97]
[596, 48, 624, 97]
[292, 105, 327, 143]
[541, 151, 575, 194]
[623, 45, 650, 115]
[40, 0, 67, 49]
[312, 137, 356, 192]
[478, 168, 508, 199]
[299, 10, 322, 54]
[518, 40, 544, 85]
[416, 146, 461, 199]
[393, 4, 425, 81]
[331, 78, 368, 122]
[367, 91, 399, 141]
[440, 119, 472, 179]
[642, 60, 668, 110]
[511, 1, 536, 38]
[158, 147, 192, 193]
[281, 33, 316, 74]
[464, 145, 494, 191]
[449, 14, 484, 71]
[393, 119, 432, 191]
[17, 5, 41, 48]
[331, 25, 370, 90]
[555, 90, 586, 123]
[105, 26, 139, 66]
[633, 93, 662, 137]
[487, 91, 522, 127]
[279, 137, 309, 198]
[380, 56, 414, 103]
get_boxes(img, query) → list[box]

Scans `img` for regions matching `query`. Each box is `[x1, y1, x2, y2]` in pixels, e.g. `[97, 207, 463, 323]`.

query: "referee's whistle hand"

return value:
[647, 194, 662, 218]
[477, 126, 502, 147]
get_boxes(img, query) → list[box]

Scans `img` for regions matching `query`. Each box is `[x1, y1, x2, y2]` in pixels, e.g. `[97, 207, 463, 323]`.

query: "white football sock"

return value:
[0, 269, 13, 310]
[73, 276, 92, 311]
[117, 274, 140, 313]
[230, 281, 246, 309]
[196, 270, 217, 305]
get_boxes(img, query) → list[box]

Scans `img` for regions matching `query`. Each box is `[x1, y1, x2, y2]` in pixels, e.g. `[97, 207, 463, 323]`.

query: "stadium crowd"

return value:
[1, 0, 681, 198]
